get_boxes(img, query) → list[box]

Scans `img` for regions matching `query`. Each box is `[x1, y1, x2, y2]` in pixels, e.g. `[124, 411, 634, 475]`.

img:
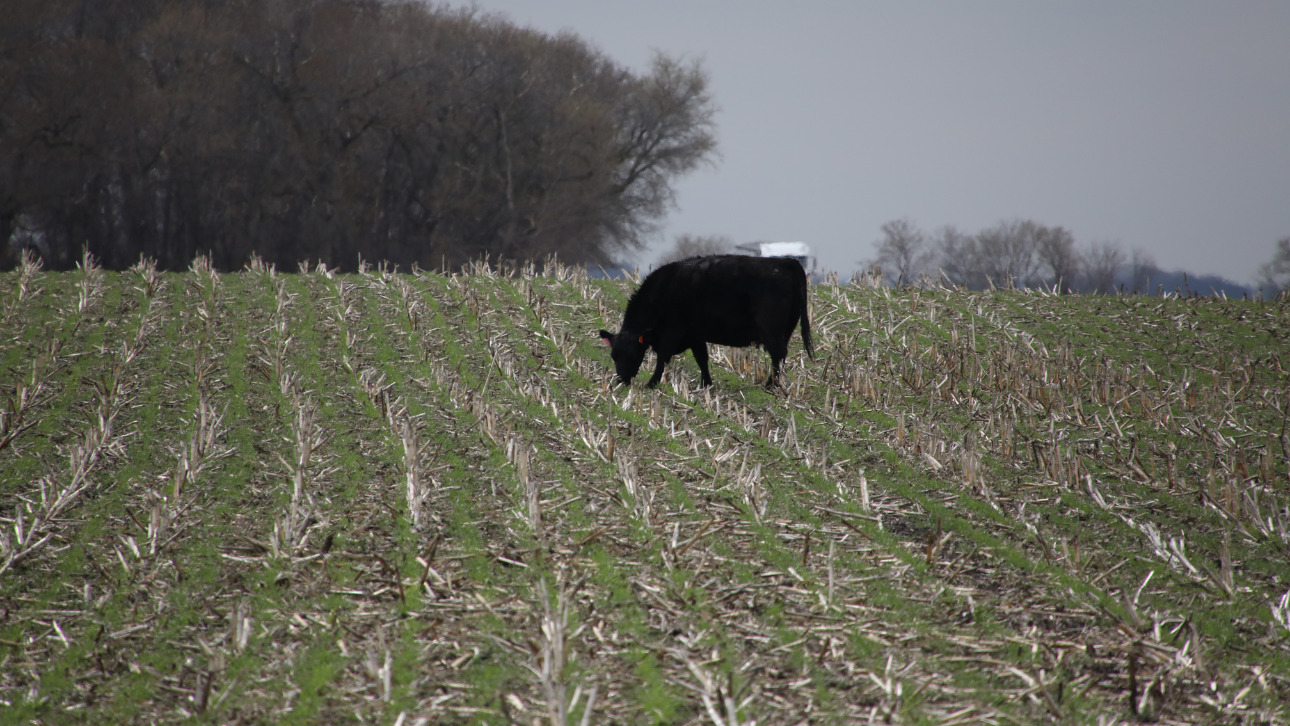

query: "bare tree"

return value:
[1035, 225, 1080, 293]
[1128, 248, 1157, 294]
[973, 219, 1044, 289]
[1258, 236, 1290, 297]
[935, 219, 1045, 290]
[608, 55, 720, 255]
[656, 234, 733, 265]
[872, 218, 932, 287]
[932, 225, 980, 289]
[1082, 241, 1125, 294]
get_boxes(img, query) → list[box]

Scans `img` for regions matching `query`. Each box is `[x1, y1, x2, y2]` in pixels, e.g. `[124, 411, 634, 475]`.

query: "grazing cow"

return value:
[599, 255, 813, 388]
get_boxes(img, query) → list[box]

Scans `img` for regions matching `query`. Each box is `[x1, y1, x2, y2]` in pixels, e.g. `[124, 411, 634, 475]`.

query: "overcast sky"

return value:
[466, 1, 1290, 283]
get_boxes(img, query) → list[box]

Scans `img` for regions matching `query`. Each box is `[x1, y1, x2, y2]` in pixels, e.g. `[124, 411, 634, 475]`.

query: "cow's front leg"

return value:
[645, 353, 672, 388]
[692, 343, 714, 388]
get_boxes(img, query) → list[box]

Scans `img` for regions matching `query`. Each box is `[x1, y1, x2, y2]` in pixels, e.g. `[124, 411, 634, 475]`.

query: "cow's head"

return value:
[599, 328, 648, 385]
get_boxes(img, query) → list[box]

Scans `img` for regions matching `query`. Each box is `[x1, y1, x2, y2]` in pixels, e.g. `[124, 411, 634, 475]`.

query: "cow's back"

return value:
[627, 255, 805, 346]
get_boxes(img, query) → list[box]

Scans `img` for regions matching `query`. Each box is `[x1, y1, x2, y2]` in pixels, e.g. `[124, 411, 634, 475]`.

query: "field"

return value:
[2, 253, 1289, 724]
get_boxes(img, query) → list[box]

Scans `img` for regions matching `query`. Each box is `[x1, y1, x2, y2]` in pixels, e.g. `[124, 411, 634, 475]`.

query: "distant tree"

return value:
[872, 218, 932, 287]
[932, 225, 980, 289]
[1257, 236, 1290, 297]
[1034, 225, 1080, 293]
[933, 219, 1046, 290]
[656, 234, 733, 265]
[1127, 248, 1157, 294]
[874, 213, 1254, 298]
[973, 219, 1045, 289]
[1082, 241, 1125, 294]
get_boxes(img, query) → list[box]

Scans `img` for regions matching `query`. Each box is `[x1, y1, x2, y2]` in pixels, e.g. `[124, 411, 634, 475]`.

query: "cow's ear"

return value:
[599, 329, 614, 345]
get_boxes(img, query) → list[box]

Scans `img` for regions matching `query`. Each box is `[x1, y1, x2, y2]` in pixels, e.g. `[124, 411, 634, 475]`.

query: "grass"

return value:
[1, 253, 1288, 724]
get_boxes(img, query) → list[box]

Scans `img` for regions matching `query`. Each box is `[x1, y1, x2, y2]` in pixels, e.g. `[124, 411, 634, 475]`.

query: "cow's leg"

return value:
[764, 358, 783, 388]
[764, 337, 789, 388]
[692, 343, 714, 388]
[645, 353, 672, 389]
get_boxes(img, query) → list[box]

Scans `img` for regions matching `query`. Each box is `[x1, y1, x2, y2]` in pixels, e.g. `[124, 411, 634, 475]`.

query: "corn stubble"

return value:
[0, 258, 1288, 723]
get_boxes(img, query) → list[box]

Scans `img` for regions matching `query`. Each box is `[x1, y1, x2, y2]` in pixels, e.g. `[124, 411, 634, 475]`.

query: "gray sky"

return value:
[468, 1, 1290, 283]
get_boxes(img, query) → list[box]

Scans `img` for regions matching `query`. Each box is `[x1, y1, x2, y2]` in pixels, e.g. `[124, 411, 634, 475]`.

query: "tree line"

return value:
[868, 218, 1251, 295]
[0, 0, 718, 272]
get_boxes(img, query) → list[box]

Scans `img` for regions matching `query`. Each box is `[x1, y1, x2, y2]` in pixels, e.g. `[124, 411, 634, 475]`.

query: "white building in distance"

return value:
[734, 241, 817, 276]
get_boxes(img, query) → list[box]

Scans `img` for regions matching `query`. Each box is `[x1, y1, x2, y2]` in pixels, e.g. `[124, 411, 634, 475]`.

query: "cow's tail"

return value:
[798, 275, 814, 359]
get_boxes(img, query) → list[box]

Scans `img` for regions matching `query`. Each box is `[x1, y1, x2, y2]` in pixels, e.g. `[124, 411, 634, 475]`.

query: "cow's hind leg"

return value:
[764, 358, 784, 388]
[764, 337, 789, 389]
[692, 343, 714, 388]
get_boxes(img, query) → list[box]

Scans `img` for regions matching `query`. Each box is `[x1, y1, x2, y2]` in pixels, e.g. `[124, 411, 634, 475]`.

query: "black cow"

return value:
[599, 255, 813, 388]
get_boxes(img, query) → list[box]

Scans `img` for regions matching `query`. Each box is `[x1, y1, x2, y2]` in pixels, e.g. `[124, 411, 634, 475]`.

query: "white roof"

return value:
[735, 241, 813, 258]
[756, 241, 812, 258]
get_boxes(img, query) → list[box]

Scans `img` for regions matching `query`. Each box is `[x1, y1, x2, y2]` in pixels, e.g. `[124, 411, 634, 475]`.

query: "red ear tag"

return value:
[638, 335, 644, 344]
